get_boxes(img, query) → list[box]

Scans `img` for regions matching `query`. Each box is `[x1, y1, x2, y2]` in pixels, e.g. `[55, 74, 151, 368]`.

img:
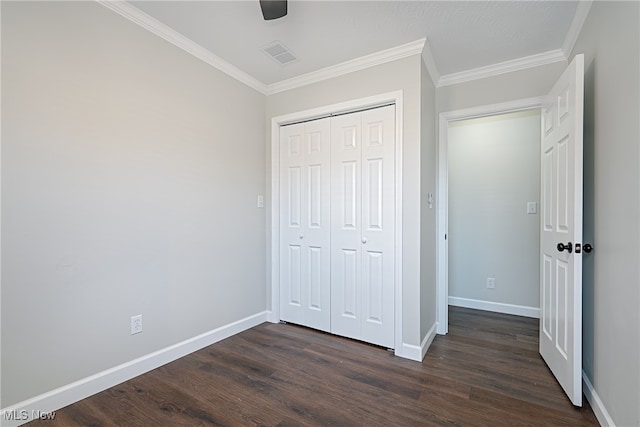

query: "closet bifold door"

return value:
[279, 118, 331, 332]
[330, 105, 395, 348]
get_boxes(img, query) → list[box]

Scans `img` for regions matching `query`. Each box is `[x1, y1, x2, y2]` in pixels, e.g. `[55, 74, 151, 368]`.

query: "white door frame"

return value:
[436, 96, 545, 334]
[270, 91, 404, 354]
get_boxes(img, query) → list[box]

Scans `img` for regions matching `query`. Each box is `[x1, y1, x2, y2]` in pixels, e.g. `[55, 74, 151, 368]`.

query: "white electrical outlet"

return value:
[131, 314, 143, 335]
[487, 278, 496, 289]
[257, 195, 264, 208]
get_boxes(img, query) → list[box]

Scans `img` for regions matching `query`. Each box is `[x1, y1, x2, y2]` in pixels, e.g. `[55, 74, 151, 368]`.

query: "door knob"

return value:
[299, 233, 304, 239]
[361, 237, 368, 244]
[557, 242, 573, 253]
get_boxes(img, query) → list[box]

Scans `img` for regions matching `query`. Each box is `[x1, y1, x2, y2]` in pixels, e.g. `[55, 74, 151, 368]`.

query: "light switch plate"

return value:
[527, 202, 537, 214]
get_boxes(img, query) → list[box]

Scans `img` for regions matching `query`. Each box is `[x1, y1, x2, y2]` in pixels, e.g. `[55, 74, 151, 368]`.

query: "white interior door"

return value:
[331, 105, 395, 348]
[540, 54, 584, 407]
[280, 118, 331, 332]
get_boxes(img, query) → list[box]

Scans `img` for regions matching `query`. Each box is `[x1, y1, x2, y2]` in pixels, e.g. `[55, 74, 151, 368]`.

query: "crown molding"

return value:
[266, 38, 426, 95]
[437, 49, 567, 87]
[421, 38, 440, 87]
[97, 1, 268, 95]
[97, 1, 583, 95]
[562, 0, 593, 57]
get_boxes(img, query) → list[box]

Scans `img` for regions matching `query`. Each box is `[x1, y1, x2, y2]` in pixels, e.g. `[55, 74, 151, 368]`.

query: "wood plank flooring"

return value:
[29, 307, 598, 426]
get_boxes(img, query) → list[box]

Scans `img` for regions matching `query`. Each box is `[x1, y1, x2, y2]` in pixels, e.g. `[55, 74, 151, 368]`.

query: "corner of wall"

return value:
[583, 372, 616, 427]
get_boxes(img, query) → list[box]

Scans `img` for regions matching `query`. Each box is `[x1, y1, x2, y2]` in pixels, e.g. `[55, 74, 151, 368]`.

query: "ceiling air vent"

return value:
[263, 41, 297, 65]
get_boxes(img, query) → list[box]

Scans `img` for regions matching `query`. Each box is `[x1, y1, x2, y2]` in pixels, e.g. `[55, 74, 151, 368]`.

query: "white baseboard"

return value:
[421, 322, 437, 360]
[583, 371, 615, 427]
[448, 296, 540, 318]
[395, 342, 422, 362]
[266, 310, 279, 323]
[0, 311, 269, 427]
[394, 322, 437, 362]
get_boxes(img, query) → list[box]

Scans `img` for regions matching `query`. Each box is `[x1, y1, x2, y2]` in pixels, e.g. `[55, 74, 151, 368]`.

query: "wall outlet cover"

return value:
[131, 314, 143, 335]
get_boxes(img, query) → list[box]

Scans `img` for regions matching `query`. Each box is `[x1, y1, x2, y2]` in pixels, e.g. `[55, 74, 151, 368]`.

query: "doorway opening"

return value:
[437, 97, 545, 334]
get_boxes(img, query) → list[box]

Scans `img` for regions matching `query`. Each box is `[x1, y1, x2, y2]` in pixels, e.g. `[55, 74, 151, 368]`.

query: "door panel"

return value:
[280, 118, 331, 332]
[308, 246, 322, 309]
[360, 106, 395, 347]
[287, 167, 301, 227]
[341, 248, 358, 318]
[281, 123, 305, 324]
[539, 54, 584, 407]
[288, 244, 301, 305]
[331, 112, 363, 340]
[331, 105, 395, 348]
[363, 250, 383, 322]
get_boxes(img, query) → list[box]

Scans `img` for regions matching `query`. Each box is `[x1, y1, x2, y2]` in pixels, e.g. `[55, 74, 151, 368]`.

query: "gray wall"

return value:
[570, 2, 640, 425]
[437, 62, 567, 114]
[420, 60, 437, 339]
[2, 2, 266, 407]
[448, 111, 540, 309]
[266, 55, 429, 346]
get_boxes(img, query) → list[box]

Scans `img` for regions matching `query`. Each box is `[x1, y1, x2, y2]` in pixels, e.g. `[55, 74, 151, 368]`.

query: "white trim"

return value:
[267, 39, 425, 95]
[436, 113, 449, 335]
[562, 1, 593, 57]
[437, 97, 546, 334]
[95, 0, 585, 94]
[270, 118, 281, 325]
[269, 91, 405, 358]
[393, 95, 404, 361]
[395, 323, 436, 362]
[440, 97, 546, 122]
[448, 297, 540, 319]
[394, 342, 422, 362]
[421, 38, 440, 86]
[438, 50, 567, 88]
[0, 311, 268, 427]
[583, 371, 615, 427]
[421, 322, 438, 360]
[266, 310, 279, 324]
[96, 1, 268, 94]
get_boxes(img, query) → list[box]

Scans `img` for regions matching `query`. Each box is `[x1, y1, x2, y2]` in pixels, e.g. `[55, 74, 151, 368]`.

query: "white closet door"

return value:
[360, 106, 395, 347]
[280, 118, 331, 332]
[331, 105, 395, 348]
[330, 112, 363, 340]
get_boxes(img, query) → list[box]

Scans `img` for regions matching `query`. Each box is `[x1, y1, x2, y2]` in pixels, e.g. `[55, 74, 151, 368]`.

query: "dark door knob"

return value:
[557, 242, 573, 253]
[583, 243, 593, 253]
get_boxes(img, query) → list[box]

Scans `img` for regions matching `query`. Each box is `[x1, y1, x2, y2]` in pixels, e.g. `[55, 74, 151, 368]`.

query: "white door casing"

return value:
[437, 96, 546, 335]
[539, 54, 584, 407]
[279, 118, 331, 332]
[331, 105, 395, 348]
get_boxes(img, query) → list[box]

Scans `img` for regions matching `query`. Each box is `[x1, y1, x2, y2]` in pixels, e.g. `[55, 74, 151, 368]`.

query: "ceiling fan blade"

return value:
[259, 0, 287, 20]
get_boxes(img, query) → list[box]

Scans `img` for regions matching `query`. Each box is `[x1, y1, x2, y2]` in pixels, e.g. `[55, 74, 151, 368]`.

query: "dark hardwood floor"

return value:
[29, 307, 598, 426]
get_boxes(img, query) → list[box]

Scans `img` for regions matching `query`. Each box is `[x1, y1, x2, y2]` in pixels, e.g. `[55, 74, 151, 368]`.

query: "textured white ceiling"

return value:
[130, 0, 579, 85]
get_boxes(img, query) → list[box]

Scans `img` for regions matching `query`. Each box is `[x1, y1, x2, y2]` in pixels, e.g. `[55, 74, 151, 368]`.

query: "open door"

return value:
[540, 54, 584, 406]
